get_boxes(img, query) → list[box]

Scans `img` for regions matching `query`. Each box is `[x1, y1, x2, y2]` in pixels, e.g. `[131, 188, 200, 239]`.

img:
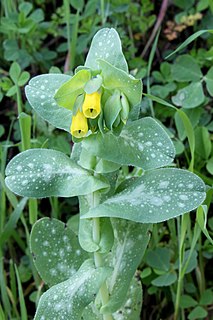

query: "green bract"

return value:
[4, 27, 206, 320]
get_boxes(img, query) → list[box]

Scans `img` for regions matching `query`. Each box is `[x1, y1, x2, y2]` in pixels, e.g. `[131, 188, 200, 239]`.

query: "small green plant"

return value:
[5, 28, 206, 320]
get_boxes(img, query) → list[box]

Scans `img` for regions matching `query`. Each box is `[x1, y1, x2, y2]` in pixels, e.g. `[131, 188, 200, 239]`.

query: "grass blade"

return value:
[14, 265, 28, 320]
[165, 29, 213, 59]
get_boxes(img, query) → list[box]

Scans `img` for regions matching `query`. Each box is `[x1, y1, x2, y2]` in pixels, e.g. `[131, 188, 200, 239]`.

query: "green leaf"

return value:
[195, 127, 211, 160]
[180, 295, 197, 308]
[85, 28, 128, 72]
[83, 277, 142, 320]
[199, 289, 213, 306]
[188, 306, 208, 320]
[54, 70, 90, 109]
[145, 248, 171, 272]
[67, 214, 79, 235]
[0, 125, 5, 138]
[30, 218, 89, 286]
[9, 62, 21, 84]
[99, 59, 142, 107]
[165, 30, 212, 59]
[82, 303, 102, 320]
[171, 55, 202, 82]
[19, 2, 33, 15]
[70, 0, 84, 10]
[25, 74, 72, 132]
[84, 75, 102, 94]
[83, 117, 175, 170]
[175, 108, 202, 142]
[176, 109, 195, 171]
[151, 83, 176, 99]
[141, 267, 152, 279]
[151, 272, 177, 287]
[5, 149, 109, 198]
[113, 277, 142, 320]
[6, 85, 17, 97]
[206, 156, 213, 175]
[0, 198, 27, 246]
[18, 71, 30, 86]
[34, 259, 112, 320]
[82, 168, 206, 223]
[101, 219, 151, 313]
[79, 194, 114, 253]
[205, 66, 213, 96]
[196, 205, 213, 245]
[172, 82, 205, 109]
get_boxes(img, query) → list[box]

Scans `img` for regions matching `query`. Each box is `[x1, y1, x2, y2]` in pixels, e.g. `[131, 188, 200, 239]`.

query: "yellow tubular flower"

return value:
[82, 92, 101, 119]
[70, 110, 88, 138]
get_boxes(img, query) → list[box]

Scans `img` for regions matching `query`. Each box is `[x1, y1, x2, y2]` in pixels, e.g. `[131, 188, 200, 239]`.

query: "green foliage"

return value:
[85, 28, 128, 72]
[25, 74, 72, 131]
[82, 117, 175, 169]
[5, 149, 109, 198]
[34, 259, 112, 320]
[30, 218, 89, 286]
[0, 1, 212, 320]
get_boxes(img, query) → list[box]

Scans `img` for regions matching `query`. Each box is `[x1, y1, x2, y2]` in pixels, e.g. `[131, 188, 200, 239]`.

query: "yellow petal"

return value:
[82, 92, 101, 119]
[70, 110, 88, 138]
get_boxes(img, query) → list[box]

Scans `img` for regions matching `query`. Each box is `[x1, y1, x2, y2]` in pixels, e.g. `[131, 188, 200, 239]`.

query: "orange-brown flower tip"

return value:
[82, 92, 101, 119]
[70, 110, 88, 138]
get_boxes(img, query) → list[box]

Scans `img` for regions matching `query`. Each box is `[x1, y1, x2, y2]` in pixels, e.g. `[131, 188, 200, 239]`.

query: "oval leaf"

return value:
[83, 117, 175, 170]
[30, 218, 89, 286]
[101, 219, 151, 313]
[5, 149, 109, 198]
[151, 272, 177, 287]
[85, 28, 128, 72]
[54, 70, 91, 109]
[82, 168, 206, 223]
[25, 74, 72, 132]
[172, 82, 205, 109]
[34, 259, 112, 320]
[99, 59, 142, 107]
[171, 55, 202, 82]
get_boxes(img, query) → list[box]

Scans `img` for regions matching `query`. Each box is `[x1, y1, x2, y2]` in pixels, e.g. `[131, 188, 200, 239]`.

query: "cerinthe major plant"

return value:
[5, 28, 206, 320]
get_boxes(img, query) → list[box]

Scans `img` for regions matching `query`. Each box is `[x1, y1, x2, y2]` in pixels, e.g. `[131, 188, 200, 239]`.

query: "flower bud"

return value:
[82, 92, 101, 119]
[103, 89, 122, 130]
[120, 93, 129, 124]
[70, 110, 88, 138]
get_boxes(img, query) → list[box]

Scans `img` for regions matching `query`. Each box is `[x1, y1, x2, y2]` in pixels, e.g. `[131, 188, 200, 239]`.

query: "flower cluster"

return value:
[70, 86, 130, 139]
[71, 91, 101, 138]
[54, 29, 142, 141]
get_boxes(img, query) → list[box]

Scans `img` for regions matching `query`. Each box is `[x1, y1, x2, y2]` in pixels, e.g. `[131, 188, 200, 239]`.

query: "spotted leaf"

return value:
[101, 219, 151, 313]
[34, 259, 112, 320]
[112, 277, 142, 320]
[25, 74, 72, 132]
[81, 168, 206, 223]
[83, 277, 142, 320]
[30, 218, 89, 286]
[82, 117, 175, 170]
[85, 28, 128, 72]
[5, 149, 109, 198]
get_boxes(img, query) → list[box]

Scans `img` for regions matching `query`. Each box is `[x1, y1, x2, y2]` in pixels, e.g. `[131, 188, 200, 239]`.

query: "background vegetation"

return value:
[0, 0, 213, 319]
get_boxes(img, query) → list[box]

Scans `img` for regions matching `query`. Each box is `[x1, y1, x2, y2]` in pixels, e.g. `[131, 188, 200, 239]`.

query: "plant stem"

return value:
[16, 86, 23, 115]
[91, 192, 113, 320]
[100, 0, 105, 25]
[174, 215, 186, 320]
